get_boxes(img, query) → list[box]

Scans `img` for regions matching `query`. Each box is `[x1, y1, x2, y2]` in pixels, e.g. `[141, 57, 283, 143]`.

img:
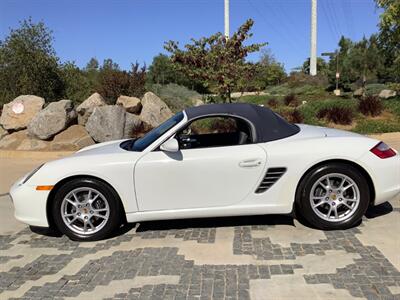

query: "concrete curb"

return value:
[0, 150, 73, 159]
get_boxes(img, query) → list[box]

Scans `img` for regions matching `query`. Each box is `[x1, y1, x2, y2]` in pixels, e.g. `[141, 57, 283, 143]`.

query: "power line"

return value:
[245, 0, 300, 52]
[261, 0, 304, 46]
[321, 0, 340, 42]
[326, 0, 343, 39]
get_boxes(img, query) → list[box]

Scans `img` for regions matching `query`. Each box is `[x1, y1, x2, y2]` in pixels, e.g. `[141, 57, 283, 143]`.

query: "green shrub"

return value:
[316, 107, 354, 125]
[266, 98, 279, 108]
[354, 119, 400, 134]
[288, 109, 304, 123]
[387, 83, 400, 92]
[286, 72, 328, 88]
[149, 83, 201, 111]
[283, 94, 299, 106]
[365, 83, 387, 96]
[266, 84, 291, 96]
[358, 95, 383, 117]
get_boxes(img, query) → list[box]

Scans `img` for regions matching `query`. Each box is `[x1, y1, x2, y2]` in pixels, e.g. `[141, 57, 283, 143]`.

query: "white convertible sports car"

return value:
[10, 103, 400, 240]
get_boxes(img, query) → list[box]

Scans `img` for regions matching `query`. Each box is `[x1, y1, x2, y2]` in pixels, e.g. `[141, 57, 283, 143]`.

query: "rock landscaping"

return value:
[0, 92, 173, 151]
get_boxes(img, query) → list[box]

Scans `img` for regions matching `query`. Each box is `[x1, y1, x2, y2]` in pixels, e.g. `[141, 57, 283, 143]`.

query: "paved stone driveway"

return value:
[0, 196, 399, 299]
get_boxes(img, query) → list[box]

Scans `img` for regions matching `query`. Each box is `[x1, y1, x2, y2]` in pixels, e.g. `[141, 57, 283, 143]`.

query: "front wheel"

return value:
[52, 178, 122, 241]
[296, 163, 370, 230]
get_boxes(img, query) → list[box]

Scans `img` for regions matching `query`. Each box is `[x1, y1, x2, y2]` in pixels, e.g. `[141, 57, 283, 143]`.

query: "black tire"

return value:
[296, 163, 370, 230]
[52, 178, 123, 241]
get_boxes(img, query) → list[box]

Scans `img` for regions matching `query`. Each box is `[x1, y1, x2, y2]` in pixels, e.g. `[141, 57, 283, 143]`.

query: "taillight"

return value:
[370, 142, 397, 159]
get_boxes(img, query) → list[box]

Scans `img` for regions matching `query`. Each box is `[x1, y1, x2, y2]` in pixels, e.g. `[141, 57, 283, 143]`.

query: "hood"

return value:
[73, 139, 129, 157]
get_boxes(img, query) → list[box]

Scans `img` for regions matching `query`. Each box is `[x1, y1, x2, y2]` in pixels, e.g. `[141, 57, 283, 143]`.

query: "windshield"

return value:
[131, 112, 184, 151]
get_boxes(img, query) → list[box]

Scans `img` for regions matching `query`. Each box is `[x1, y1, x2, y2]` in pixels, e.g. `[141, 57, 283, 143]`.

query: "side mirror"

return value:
[160, 138, 179, 152]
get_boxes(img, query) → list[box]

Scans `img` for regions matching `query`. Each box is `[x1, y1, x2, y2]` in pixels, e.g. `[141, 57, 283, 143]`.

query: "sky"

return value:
[0, 0, 382, 72]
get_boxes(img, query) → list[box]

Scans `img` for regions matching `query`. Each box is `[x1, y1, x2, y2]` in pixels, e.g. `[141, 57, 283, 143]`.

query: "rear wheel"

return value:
[296, 163, 370, 230]
[52, 178, 122, 241]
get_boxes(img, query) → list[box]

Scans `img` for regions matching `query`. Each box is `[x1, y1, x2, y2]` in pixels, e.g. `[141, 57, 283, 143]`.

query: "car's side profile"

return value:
[10, 103, 400, 240]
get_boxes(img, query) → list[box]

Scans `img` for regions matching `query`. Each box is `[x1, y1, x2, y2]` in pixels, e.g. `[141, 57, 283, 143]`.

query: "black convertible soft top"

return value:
[184, 103, 300, 143]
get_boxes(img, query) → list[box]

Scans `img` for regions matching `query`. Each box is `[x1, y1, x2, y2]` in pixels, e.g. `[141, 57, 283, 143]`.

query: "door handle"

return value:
[239, 159, 262, 168]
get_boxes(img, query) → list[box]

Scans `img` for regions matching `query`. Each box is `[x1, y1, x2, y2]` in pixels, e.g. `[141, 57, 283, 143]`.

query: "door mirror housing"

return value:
[160, 138, 179, 152]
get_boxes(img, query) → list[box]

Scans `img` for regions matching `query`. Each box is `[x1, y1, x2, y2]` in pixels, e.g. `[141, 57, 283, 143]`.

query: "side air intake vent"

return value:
[255, 167, 287, 193]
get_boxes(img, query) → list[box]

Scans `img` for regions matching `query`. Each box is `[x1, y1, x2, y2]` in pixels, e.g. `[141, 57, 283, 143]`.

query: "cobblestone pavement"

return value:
[0, 196, 399, 300]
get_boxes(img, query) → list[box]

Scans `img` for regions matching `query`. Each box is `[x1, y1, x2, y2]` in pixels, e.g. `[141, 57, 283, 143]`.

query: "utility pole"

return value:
[224, 0, 230, 39]
[310, 0, 317, 76]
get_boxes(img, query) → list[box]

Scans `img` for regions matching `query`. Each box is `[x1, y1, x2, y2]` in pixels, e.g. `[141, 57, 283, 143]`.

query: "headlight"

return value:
[22, 164, 44, 184]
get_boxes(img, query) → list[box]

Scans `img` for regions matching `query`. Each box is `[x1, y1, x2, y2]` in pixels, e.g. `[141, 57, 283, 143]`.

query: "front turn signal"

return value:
[36, 185, 54, 191]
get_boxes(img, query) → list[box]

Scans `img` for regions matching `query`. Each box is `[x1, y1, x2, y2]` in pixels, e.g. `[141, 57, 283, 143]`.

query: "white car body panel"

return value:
[10, 120, 400, 228]
[135, 144, 267, 211]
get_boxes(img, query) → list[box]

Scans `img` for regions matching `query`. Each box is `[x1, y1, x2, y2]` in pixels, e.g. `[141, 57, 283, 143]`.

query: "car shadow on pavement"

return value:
[365, 201, 393, 219]
[135, 214, 294, 233]
[28, 202, 394, 240]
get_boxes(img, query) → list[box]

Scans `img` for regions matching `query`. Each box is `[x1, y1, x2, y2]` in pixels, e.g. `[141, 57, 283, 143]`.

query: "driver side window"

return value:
[177, 116, 252, 150]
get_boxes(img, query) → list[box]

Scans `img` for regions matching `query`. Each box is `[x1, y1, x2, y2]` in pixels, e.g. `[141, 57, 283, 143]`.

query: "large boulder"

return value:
[27, 100, 77, 140]
[0, 126, 8, 140]
[116, 95, 142, 114]
[140, 92, 173, 127]
[0, 130, 28, 149]
[17, 138, 50, 151]
[85, 105, 126, 142]
[124, 113, 151, 138]
[379, 89, 397, 99]
[0, 95, 45, 130]
[76, 93, 106, 125]
[50, 125, 95, 151]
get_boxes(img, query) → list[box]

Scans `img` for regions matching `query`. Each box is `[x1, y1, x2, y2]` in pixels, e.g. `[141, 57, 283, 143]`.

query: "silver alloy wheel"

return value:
[60, 187, 110, 235]
[309, 173, 360, 222]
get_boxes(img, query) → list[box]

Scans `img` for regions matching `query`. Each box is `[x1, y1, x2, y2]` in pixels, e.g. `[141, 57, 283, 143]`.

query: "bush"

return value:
[283, 94, 298, 106]
[365, 83, 387, 96]
[266, 98, 278, 108]
[387, 83, 400, 93]
[358, 95, 383, 117]
[317, 107, 353, 125]
[288, 109, 304, 123]
[149, 83, 201, 111]
[286, 72, 328, 88]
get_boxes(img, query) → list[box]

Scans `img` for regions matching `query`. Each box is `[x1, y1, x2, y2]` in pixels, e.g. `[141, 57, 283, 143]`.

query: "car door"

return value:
[134, 116, 267, 211]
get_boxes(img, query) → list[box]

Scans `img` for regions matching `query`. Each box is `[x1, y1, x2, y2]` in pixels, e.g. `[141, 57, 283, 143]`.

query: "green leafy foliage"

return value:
[0, 19, 63, 104]
[375, 0, 400, 82]
[97, 60, 146, 104]
[148, 83, 201, 112]
[165, 19, 266, 102]
[60, 62, 92, 103]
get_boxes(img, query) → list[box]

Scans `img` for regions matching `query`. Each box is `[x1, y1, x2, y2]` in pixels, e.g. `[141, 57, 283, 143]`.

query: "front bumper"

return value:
[10, 177, 50, 227]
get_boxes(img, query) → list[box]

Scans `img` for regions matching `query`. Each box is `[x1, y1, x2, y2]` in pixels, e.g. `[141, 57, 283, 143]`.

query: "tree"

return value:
[97, 60, 146, 104]
[128, 62, 146, 98]
[0, 18, 63, 104]
[254, 50, 286, 89]
[349, 35, 384, 86]
[302, 57, 329, 76]
[375, 0, 400, 81]
[147, 54, 207, 93]
[148, 54, 180, 85]
[325, 36, 385, 89]
[85, 58, 99, 71]
[165, 19, 266, 102]
[60, 61, 92, 103]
